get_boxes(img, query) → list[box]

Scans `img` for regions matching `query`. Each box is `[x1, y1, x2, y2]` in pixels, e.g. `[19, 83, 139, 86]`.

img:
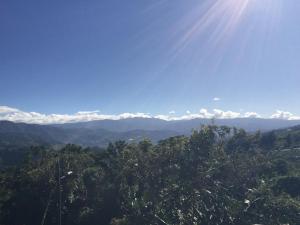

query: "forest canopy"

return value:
[0, 125, 300, 225]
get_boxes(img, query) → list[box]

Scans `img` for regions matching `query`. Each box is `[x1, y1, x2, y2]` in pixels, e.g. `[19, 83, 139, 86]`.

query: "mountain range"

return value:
[1, 118, 300, 148]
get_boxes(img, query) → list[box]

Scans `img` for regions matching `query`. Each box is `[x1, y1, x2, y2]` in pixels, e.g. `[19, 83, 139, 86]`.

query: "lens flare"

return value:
[172, 0, 282, 57]
[179, 0, 250, 47]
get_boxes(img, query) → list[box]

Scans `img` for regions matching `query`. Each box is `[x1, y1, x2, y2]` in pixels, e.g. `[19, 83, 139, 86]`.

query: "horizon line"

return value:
[0, 106, 300, 124]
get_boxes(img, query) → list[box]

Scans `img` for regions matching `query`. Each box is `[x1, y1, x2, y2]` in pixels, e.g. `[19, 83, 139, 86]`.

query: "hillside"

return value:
[54, 117, 300, 133]
[0, 121, 66, 148]
[0, 121, 179, 148]
[1, 119, 300, 149]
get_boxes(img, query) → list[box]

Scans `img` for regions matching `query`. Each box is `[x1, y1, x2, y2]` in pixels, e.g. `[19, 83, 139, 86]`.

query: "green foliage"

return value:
[0, 126, 299, 225]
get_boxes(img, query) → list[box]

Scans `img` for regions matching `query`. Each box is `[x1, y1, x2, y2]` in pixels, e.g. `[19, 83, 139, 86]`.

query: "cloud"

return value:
[244, 112, 261, 118]
[169, 110, 176, 114]
[157, 109, 240, 121]
[118, 113, 151, 119]
[0, 106, 20, 114]
[0, 106, 153, 124]
[199, 108, 214, 118]
[155, 115, 172, 120]
[213, 97, 221, 101]
[77, 110, 101, 115]
[213, 109, 240, 119]
[0, 106, 299, 124]
[271, 110, 300, 120]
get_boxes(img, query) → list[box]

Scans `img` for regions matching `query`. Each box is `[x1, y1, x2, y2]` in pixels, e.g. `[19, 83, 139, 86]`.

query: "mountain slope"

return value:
[1, 118, 300, 148]
[0, 121, 179, 148]
[0, 121, 67, 148]
[54, 118, 300, 133]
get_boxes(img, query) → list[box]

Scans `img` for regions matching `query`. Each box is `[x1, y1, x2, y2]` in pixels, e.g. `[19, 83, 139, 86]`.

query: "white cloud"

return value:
[213, 97, 221, 101]
[0, 106, 299, 124]
[212, 109, 241, 119]
[169, 110, 176, 114]
[199, 108, 214, 118]
[244, 112, 261, 118]
[271, 110, 300, 120]
[0, 106, 20, 114]
[186, 110, 191, 114]
[156, 109, 241, 121]
[155, 114, 172, 120]
[0, 107, 154, 124]
[77, 110, 100, 115]
[118, 113, 151, 119]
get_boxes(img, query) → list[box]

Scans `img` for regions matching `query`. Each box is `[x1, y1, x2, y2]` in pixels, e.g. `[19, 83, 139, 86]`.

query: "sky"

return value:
[0, 0, 300, 123]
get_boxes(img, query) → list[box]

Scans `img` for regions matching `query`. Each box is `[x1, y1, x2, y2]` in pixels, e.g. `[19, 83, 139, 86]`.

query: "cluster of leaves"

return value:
[0, 126, 299, 225]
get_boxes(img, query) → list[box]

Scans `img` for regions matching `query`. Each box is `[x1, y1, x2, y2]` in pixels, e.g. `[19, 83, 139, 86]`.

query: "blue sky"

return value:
[0, 0, 299, 121]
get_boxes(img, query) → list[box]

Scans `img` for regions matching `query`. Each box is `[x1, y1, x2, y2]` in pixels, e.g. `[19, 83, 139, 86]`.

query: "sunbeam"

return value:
[172, 0, 282, 57]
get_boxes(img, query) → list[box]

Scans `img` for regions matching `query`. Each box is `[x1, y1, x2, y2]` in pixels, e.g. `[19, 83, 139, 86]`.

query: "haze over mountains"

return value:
[1, 118, 300, 148]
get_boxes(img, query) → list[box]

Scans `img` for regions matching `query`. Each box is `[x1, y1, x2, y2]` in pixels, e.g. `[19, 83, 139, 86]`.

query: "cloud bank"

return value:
[0, 106, 299, 124]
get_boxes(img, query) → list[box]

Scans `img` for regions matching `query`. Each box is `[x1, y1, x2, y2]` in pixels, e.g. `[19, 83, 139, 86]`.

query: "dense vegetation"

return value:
[0, 125, 300, 225]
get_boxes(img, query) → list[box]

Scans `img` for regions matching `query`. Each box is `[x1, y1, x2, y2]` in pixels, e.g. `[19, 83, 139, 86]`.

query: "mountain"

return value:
[169, 118, 300, 133]
[53, 118, 170, 132]
[1, 118, 300, 148]
[0, 121, 179, 148]
[54, 117, 300, 133]
[0, 121, 67, 148]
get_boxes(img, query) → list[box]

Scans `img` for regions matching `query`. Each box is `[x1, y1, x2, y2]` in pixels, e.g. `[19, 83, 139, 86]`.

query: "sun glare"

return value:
[173, 0, 281, 55]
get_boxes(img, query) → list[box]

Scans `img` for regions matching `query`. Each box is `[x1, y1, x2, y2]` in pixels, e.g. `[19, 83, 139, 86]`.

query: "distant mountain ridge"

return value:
[1, 118, 300, 148]
[53, 117, 300, 133]
[0, 120, 179, 148]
